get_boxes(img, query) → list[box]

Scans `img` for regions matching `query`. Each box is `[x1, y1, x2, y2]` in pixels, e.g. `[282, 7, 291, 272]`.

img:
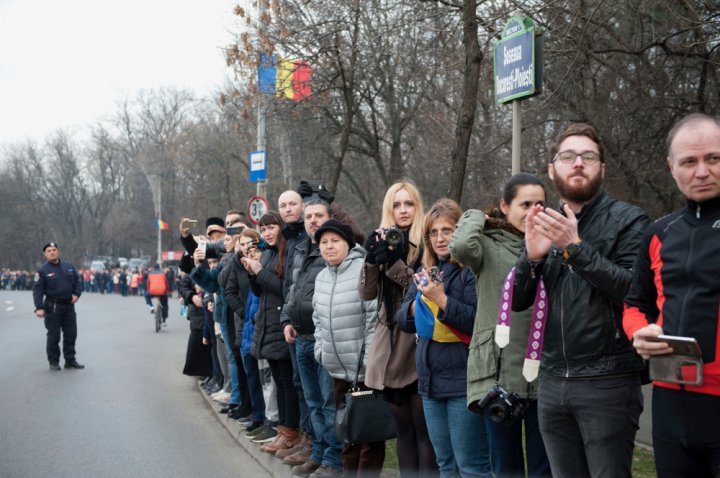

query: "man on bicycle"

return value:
[145, 263, 170, 326]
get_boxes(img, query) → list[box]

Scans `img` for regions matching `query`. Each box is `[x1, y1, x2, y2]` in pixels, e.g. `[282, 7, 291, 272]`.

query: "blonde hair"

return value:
[380, 180, 425, 266]
[422, 198, 462, 269]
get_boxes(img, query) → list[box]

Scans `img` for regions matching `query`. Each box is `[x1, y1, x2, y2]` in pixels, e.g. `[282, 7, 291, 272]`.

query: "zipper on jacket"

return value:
[678, 224, 699, 335]
[327, 267, 350, 379]
[561, 271, 570, 377]
[696, 203, 701, 220]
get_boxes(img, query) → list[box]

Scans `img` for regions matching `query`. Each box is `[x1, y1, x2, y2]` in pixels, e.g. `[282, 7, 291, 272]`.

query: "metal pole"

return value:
[256, 0, 267, 199]
[512, 99, 521, 174]
[157, 181, 162, 266]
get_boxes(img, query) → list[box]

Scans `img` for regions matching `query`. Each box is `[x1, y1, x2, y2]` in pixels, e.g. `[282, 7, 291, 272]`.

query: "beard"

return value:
[553, 170, 603, 204]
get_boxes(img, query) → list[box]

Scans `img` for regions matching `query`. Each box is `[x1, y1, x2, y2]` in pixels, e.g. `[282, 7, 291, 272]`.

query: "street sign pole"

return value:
[494, 16, 543, 174]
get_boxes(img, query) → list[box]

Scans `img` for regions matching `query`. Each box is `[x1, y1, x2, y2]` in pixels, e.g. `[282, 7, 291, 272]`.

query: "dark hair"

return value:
[502, 173, 545, 205]
[666, 113, 720, 159]
[548, 123, 606, 163]
[303, 198, 332, 217]
[258, 211, 286, 277]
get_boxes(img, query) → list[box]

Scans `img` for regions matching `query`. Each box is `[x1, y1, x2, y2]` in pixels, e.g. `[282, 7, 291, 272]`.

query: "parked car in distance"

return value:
[90, 260, 106, 271]
[118, 257, 128, 268]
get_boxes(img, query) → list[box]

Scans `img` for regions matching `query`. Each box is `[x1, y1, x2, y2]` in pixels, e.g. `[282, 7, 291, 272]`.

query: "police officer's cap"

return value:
[43, 242, 59, 251]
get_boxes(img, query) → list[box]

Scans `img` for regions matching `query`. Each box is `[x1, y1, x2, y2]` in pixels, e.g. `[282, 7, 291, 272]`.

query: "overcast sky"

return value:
[0, 0, 240, 148]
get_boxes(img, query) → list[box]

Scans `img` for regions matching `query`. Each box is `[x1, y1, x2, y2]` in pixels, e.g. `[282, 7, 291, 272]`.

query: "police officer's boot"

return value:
[49, 362, 61, 371]
[64, 360, 85, 369]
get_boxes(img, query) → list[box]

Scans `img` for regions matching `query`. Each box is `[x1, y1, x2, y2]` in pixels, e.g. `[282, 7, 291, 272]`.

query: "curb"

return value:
[199, 385, 295, 478]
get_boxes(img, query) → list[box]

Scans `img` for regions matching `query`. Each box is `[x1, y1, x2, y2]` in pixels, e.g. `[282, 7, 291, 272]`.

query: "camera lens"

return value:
[386, 227, 403, 247]
[488, 403, 508, 423]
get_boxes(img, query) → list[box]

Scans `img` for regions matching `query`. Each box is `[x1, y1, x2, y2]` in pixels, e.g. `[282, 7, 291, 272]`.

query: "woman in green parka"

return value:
[450, 173, 551, 478]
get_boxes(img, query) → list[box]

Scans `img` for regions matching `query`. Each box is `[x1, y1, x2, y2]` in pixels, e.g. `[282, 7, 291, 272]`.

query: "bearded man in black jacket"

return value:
[511, 123, 650, 478]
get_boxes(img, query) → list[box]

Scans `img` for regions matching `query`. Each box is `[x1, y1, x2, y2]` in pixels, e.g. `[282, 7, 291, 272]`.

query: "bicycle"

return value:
[152, 297, 163, 333]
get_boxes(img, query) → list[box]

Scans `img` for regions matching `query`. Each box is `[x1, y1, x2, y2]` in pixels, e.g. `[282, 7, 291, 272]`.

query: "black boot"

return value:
[64, 360, 85, 369]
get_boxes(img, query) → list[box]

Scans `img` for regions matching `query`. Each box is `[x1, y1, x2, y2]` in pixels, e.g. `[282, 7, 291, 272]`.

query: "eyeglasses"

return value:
[426, 228, 454, 240]
[553, 150, 601, 164]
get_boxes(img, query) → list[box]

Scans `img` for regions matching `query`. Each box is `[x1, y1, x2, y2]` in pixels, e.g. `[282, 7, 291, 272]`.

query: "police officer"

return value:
[33, 242, 85, 370]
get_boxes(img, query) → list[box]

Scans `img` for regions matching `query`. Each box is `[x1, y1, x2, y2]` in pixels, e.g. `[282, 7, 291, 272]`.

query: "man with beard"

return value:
[510, 123, 650, 478]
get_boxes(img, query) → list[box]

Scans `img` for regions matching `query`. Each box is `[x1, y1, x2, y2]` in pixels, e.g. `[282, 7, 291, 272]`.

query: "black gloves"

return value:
[297, 180, 335, 204]
[363, 230, 404, 266]
[297, 181, 314, 198]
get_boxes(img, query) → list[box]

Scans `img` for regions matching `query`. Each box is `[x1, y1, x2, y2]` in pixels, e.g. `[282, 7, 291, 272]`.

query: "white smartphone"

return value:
[197, 239, 207, 254]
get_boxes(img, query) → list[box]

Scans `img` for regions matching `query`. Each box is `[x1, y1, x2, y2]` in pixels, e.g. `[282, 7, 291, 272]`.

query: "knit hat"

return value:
[42, 241, 59, 251]
[205, 216, 226, 235]
[314, 219, 356, 248]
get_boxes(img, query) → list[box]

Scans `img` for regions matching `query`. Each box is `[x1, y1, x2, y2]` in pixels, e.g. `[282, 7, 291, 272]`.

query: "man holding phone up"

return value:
[623, 113, 720, 478]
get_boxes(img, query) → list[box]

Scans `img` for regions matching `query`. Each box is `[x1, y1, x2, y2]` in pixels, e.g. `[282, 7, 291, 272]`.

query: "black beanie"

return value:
[314, 219, 356, 248]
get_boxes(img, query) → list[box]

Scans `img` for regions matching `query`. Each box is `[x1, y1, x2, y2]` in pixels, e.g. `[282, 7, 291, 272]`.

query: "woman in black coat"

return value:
[242, 211, 301, 453]
[179, 272, 213, 377]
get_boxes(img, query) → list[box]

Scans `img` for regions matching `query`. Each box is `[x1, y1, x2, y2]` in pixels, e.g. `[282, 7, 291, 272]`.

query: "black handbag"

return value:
[334, 344, 397, 445]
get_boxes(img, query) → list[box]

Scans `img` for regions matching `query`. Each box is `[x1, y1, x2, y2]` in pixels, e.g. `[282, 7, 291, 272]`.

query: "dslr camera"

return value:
[478, 385, 527, 425]
[379, 226, 404, 247]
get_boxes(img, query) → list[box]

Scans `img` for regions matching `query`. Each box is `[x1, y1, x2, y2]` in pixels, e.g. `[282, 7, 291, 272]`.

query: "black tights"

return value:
[389, 391, 438, 478]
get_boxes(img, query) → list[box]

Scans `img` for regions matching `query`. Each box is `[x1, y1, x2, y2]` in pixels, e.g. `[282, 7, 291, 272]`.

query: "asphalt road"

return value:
[0, 290, 268, 478]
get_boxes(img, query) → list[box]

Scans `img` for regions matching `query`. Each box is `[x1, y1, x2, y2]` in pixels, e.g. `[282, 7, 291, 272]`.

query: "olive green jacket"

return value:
[450, 209, 538, 412]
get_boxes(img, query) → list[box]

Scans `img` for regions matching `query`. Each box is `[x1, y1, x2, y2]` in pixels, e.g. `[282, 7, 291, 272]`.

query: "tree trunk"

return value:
[447, 0, 482, 202]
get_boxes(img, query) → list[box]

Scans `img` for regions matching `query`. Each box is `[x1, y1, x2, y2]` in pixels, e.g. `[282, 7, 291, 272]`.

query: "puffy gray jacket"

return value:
[313, 246, 378, 383]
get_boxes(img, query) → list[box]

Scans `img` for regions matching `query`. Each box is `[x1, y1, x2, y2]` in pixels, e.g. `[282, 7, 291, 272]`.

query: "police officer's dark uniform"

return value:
[33, 242, 85, 370]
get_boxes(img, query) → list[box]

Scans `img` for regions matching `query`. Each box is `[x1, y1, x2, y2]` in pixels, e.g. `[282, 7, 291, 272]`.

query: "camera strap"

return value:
[495, 267, 548, 382]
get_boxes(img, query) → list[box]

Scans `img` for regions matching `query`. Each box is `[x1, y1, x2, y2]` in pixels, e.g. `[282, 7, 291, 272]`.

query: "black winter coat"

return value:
[280, 238, 325, 336]
[178, 274, 205, 330]
[512, 191, 650, 378]
[225, 253, 250, 348]
[249, 247, 289, 360]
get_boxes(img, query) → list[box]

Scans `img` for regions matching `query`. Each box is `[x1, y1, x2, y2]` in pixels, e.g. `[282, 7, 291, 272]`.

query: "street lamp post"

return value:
[147, 174, 162, 266]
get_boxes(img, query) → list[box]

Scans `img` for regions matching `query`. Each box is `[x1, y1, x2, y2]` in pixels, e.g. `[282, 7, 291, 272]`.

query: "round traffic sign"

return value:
[247, 195, 270, 225]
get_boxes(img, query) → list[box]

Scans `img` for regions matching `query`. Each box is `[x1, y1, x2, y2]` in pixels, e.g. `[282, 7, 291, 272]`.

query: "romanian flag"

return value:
[414, 291, 471, 345]
[156, 218, 170, 231]
[258, 53, 312, 101]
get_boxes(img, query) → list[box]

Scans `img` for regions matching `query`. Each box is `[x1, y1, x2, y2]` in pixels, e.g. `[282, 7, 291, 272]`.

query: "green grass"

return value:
[380, 439, 657, 477]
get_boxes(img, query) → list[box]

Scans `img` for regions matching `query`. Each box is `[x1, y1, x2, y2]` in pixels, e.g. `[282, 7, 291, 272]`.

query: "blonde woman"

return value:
[359, 180, 436, 476]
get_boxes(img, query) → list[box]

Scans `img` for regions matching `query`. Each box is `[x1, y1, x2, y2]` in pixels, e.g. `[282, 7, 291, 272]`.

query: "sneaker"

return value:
[149, 307, 155, 314]
[162, 321, 167, 327]
[251, 423, 278, 443]
[244, 420, 263, 433]
[211, 391, 230, 403]
[245, 421, 270, 439]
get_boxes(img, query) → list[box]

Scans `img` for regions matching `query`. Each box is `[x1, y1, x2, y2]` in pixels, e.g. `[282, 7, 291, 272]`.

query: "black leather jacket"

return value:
[512, 191, 650, 378]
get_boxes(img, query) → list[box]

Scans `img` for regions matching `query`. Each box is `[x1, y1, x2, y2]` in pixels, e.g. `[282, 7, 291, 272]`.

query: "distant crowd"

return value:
[78, 267, 177, 296]
[1, 269, 33, 290]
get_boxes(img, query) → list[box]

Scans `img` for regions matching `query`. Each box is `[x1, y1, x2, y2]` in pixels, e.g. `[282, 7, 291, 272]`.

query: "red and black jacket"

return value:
[624, 196, 720, 396]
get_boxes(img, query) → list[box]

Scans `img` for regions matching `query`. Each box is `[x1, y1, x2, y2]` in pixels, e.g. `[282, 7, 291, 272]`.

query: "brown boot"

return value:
[291, 459, 321, 478]
[284, 433, 313, 465]
[261, 426, 301, 453]
[276, 432, 309, 460]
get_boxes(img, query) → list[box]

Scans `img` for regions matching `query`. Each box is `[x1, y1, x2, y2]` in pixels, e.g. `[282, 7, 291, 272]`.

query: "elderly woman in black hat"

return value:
[312, 220, 381, 478]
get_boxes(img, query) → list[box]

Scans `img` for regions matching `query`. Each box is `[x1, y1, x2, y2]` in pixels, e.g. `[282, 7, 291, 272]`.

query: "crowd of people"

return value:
[170, 114, 718, 478]
[1, 269, 34, 290]
[77, 266, 176, 296]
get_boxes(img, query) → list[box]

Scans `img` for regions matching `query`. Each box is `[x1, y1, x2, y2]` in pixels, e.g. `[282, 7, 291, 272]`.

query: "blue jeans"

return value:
[241, 351, 266, 422]
[296, 337, 342, 469]
[289, 337, 312, 435]
[422, 396, 492, 478]
[484, 400, 551, 478]
[218, 321, 240, 406]
[538, 373, 643, 478]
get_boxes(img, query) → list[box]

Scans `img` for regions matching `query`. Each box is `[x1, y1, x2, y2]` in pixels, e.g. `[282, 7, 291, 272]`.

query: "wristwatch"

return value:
[563, 240, 582, 261]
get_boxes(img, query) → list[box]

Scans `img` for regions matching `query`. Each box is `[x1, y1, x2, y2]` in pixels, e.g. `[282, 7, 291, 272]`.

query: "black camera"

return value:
[382, 226, 404, 247]
[478, 385, 527, 425]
